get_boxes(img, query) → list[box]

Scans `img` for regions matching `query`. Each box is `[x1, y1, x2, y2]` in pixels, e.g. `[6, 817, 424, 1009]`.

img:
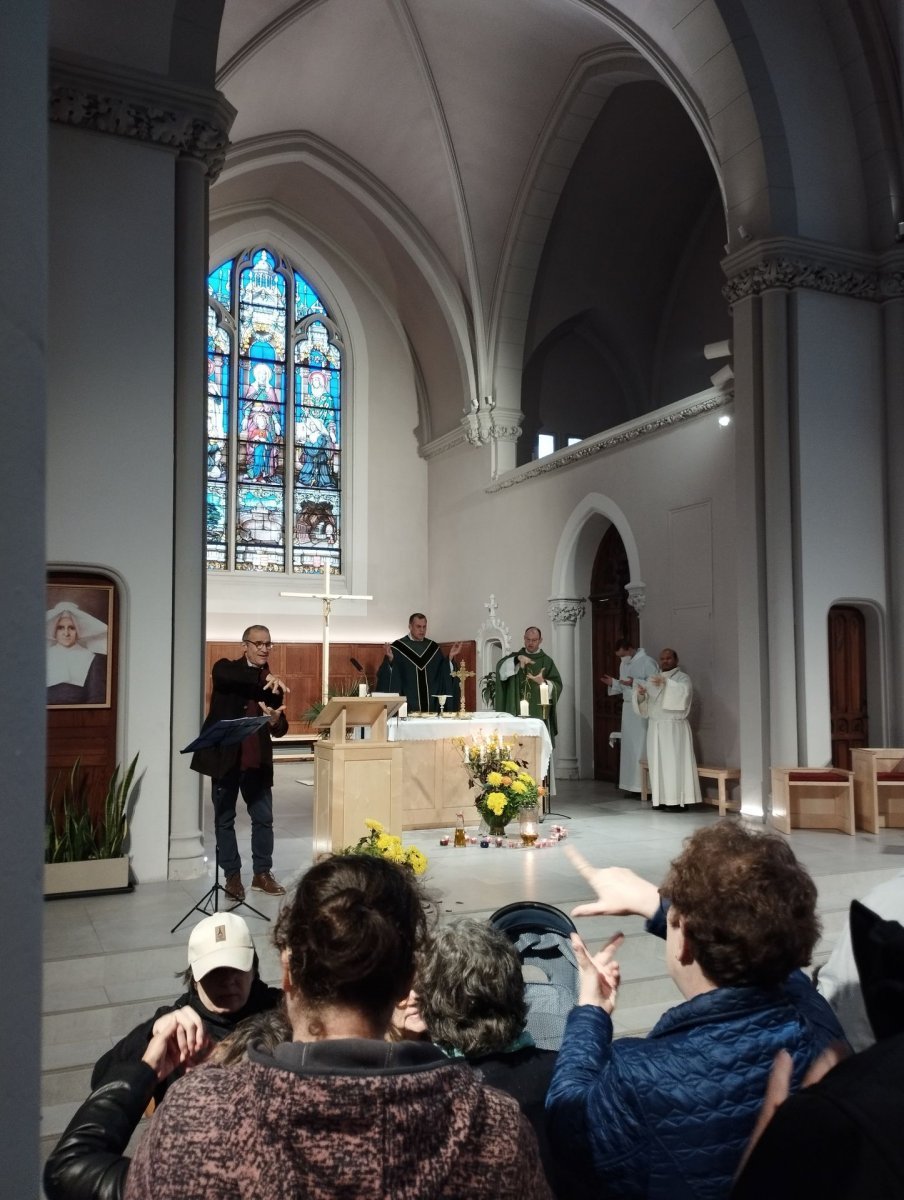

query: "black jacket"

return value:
[43, 1060, 154, 1200]
[190, 655, 288, 783]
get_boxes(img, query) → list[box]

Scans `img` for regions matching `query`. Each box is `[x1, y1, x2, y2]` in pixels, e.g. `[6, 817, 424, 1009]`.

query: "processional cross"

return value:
[280, 565, 372, 704]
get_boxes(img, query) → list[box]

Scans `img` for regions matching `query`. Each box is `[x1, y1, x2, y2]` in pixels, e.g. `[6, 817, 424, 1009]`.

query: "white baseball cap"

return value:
[187, 912, 255, 981]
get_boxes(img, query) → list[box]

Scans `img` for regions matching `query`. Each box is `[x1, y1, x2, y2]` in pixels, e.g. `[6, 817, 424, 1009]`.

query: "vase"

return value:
[519, 805, 540, 846]
[488, 819, 507, 838]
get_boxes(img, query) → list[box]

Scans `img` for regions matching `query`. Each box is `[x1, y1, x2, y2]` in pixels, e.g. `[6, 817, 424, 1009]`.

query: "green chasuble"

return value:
[495, 647, 562, 744]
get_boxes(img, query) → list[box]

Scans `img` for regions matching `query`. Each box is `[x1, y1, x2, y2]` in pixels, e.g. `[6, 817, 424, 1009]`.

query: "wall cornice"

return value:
[722, 236, 904, 305]
[49, 52, 236, 178]
[485, 389, 727, 493]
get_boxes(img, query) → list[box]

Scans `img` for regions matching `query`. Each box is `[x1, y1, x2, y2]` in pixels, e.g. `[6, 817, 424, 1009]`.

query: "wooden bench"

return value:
[640, 762, 740, 815]
[770, 767, 854, 836]
[851, 748, 904, 834]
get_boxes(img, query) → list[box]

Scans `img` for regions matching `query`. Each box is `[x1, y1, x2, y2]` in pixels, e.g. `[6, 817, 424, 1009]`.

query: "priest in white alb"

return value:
[601, 639, 658, 793]
[632, 647, 701, 809]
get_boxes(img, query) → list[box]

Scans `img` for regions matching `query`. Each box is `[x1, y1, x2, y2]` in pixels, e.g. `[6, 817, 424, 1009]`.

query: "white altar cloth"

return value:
[389, 713, 552, 780]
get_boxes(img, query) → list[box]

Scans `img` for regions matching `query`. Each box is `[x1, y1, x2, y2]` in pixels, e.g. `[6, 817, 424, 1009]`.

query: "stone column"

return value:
[547, 598, 586, 778]
[1, 5, 47, 1192]
[168, 152, 211, 878]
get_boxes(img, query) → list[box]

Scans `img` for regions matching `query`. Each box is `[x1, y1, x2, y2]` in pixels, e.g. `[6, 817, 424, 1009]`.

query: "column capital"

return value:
[626, 582, 646, 614]
[547, 597, 586, 626]
[722, 236, 904, 307]
[49, 52, 236, 179]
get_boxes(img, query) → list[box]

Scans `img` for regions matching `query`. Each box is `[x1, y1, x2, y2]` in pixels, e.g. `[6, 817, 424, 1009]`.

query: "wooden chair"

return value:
[851, 748, 904, 834]
[770, 767, 854, 836]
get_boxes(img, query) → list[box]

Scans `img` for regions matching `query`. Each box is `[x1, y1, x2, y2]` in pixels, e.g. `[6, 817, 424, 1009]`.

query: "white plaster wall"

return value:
[426, 405, 739, 775]
[204, 243, 429, 646]
[793, 290, 886, 764]
[47, 126, 177, 881]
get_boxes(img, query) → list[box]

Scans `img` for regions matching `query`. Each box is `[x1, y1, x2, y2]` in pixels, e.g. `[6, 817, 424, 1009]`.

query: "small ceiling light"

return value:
[718, 414, 732, 427]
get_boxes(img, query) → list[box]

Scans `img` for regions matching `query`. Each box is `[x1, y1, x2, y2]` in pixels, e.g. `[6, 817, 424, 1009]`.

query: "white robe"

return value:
[607, 648, 657, 792]
[633, 667, 701, 807]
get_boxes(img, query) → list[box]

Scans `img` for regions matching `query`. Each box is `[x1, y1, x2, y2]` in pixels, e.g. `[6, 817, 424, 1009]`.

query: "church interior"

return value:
[5, 0, 904, 1192]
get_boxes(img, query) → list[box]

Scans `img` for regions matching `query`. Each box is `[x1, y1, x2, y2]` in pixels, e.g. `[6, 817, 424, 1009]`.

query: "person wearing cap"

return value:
[191, 623, 289, 899]
[90, 912, 282, 1107]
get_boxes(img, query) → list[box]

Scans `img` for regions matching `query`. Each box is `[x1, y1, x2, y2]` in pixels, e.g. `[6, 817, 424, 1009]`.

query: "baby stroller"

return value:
[489, 900, 579, 1050]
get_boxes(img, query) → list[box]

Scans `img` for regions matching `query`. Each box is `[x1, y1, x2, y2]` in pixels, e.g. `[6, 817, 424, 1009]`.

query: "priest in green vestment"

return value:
[375, 612, 463, 712]
[495, 626, 562, 744]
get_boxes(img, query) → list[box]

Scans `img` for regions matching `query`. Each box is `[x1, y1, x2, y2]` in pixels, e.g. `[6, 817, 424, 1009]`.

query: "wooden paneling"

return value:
[204, 641, 478, 733]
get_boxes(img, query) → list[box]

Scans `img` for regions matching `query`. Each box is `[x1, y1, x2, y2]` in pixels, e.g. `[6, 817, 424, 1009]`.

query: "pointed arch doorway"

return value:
[591, 524, 638, 780]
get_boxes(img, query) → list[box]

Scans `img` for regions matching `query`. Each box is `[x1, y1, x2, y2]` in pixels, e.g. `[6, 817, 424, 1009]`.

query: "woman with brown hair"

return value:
[125, 855, 551, 1200]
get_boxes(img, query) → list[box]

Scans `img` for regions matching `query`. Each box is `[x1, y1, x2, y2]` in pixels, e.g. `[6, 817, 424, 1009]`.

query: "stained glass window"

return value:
[206, 248, 343, 575]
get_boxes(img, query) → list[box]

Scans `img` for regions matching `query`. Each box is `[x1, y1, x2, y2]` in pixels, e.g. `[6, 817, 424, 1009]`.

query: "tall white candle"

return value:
[519, 698, 529, 717]
[539, 682, 550, 705]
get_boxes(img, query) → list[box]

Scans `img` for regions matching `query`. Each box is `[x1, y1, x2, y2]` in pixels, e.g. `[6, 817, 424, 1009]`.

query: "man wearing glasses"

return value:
[191, 625, 289, 899]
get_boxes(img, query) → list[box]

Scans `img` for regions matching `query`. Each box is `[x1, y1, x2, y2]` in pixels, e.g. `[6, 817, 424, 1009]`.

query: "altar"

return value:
[388, 713, 552, 829]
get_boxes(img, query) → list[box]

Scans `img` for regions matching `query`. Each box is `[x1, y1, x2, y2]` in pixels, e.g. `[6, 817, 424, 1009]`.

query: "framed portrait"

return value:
[46, 580, 115, 709]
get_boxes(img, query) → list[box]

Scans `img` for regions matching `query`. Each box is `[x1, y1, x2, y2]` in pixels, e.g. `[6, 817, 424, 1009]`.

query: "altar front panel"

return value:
[390, 716, 551, 829]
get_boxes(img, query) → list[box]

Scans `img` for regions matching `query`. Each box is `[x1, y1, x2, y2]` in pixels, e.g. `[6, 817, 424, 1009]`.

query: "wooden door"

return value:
[828, 605, 868, 770]
[591, 525, 638, 780]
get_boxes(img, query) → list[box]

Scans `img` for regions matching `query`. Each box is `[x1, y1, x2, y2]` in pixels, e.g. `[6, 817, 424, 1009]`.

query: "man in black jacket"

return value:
[191, 624, 289, 898]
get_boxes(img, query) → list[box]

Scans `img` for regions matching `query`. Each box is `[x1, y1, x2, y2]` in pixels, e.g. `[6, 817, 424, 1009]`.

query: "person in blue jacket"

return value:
[546, 821, 846, 1200]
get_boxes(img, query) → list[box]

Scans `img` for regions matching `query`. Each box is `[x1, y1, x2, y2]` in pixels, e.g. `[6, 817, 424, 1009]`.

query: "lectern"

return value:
[313, 695, 406, 854]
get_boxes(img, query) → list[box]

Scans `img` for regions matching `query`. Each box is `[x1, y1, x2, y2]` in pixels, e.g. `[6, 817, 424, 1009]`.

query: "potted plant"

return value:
[44, 754, 140, 896]
[479, 671, 497, 709]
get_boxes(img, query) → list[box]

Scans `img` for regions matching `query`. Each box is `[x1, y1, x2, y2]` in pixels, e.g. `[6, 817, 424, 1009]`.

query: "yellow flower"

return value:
[486, 791, 507, 815]
[518, 772, 535, 786]
[376, 832, 400, 852]
[469, 747, 480, 760]
[502, 760, 520, 772]
[405, 847, 428, 875]
[365, 819, 384, 833]
[486, 770, 504, 786]
[510, 779, 527, 795]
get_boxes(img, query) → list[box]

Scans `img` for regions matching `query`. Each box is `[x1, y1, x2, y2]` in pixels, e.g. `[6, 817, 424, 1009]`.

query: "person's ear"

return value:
[280, 947, 294, 992]
[676, 917, 695, 966]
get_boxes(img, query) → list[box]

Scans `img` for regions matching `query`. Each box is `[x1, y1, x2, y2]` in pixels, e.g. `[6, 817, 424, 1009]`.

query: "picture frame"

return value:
[46, 581, 115, 709]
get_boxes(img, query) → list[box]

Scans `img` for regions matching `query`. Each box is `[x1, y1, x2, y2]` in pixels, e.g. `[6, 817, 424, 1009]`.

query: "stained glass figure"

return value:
[206, 248, 343, 573]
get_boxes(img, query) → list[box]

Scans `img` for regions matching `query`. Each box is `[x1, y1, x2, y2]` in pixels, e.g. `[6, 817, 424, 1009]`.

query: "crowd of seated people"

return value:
[46, 818, 904, 1200]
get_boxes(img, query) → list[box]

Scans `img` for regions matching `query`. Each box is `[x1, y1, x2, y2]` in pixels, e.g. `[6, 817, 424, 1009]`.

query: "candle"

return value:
[439, 835, 449, 846]
[519, 699, 529, 717]
[480, 837, 490, 848]
[539, 682, 550, 705]
[358, 682, 368, 697]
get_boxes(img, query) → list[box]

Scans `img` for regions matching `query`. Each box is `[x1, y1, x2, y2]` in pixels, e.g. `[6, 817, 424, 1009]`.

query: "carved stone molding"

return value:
[548, 598, 586, 626]
[722, 237, 904, 307]
[487, 390, 726, 493]
[626, 583, 646, 614]
[49, 54, 236, 179]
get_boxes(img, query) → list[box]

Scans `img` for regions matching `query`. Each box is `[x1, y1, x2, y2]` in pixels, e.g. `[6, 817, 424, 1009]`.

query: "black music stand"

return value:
[172, 716, 274, 932]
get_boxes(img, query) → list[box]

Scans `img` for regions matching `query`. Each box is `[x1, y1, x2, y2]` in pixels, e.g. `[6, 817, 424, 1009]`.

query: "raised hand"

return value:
[264, 673, 290, 695]
[572, 931, 623, 1013]
[566, 847, 660, 919]
[383, 643, 394, 661]
[259, 701, 287, 726]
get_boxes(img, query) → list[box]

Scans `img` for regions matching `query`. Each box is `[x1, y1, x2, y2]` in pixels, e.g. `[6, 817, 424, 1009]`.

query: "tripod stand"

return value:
[171, 848, 269, 933]
[538, 705, 571, 823]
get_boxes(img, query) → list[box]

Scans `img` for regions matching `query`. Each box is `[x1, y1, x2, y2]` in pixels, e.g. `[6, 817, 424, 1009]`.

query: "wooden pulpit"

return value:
[312, 695, 406, 854]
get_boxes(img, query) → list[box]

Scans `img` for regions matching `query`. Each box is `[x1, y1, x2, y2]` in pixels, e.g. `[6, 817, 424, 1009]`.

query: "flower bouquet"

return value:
[456, 734, 540, 835]
[338, 819, 428, 876]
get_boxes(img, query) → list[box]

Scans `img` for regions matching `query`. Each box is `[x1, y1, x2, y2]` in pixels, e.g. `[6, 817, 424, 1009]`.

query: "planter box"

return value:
[44, 856, 132, 898]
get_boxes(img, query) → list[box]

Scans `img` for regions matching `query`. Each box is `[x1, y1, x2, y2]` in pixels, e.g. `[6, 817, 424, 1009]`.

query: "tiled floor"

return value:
[40, 763, 904, 1186]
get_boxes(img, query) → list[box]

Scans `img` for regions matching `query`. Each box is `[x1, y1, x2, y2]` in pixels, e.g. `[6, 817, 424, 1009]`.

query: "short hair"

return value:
[614, 638, 634, 652]
[241, 624, 270, 642]
[524, 626, 542, 640]
[660, 821, 820, 988]
[206, 1007, 291, 1066]
[273, 855, 428, 1031]
[416, 919, 527, 1056]
[408, 612, 427, 625]
[660, 647, 679, 662]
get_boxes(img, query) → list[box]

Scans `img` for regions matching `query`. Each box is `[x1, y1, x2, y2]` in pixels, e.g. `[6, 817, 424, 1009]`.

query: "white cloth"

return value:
[817, 870, 904, 1051]
[633, 667, 701, 807]
[46, 642, 96, 689]
[607, 648, 657, 792]
[388, 714, 552, 781]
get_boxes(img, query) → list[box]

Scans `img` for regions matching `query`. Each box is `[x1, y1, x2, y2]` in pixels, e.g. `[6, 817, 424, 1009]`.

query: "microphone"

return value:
[350, 657, 364, 673]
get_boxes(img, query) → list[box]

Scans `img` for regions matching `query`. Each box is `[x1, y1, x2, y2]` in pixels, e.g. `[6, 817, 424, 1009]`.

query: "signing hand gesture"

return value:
[259, 700, 287, 726]
[572, 932, 623, 1013]
[566, 847, 661, 919]
[145, 1007, 210, 1079]
[264, 673, 290, 695]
